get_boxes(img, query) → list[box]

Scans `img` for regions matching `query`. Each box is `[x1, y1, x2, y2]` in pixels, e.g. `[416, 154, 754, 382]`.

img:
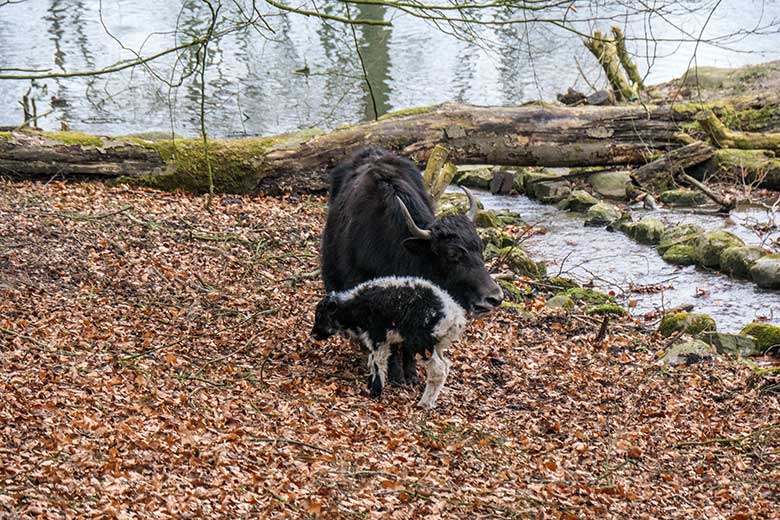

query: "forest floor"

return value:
[1, 181, 779, 519]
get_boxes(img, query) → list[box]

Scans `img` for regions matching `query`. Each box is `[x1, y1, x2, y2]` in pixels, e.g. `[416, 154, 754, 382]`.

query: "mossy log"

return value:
[584, 30, 636, 101]
[696, 110, 780, 151]
[632, 141, 715, 189]
[1, 97, 779, 194]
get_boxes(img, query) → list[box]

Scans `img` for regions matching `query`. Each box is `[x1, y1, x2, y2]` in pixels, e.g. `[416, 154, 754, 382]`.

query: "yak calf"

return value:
[311, 276, 467, 409]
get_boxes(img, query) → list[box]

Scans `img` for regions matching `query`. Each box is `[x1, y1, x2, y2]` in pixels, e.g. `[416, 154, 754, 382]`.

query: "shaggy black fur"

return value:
[312, 281, 447, 398]
[320, 147, 502, 385]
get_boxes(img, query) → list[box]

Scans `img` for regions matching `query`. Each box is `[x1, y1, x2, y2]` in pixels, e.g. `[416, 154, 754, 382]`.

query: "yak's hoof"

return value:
[369, 376, 383, 398]
[404, 371, 420, 386]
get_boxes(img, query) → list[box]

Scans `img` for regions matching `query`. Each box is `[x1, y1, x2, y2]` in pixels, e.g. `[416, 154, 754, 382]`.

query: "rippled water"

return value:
[1, 0, 780, 137]
[478, 191, 780, 332]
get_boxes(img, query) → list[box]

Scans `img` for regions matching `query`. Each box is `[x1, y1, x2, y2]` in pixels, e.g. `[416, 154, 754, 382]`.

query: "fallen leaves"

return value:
[0, 180, 778, 519]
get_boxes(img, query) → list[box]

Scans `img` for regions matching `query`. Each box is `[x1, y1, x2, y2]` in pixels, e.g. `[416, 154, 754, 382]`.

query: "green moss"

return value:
[45, 130, 104, 147]
[494, 209, 525, 227]
[633, 217, 665, 245]
[546, 294, 574, 310]
[659, 189, 707, 206]
[658, 312, 717, 337]
[663, 245, 697, 266]
[658, 224, 704, 254]
[0, 131, 11, 140]
[560, 288, 614, 305]
[475, 210, 501, 229]
[498, 280, 529, 302]
[694, 230, 745, 267]
[125, 135, 290, 193]
[493, 246, 546, 278]
[586, 303, 626, 316]
[547, 276, 580, 291]
[477, 228, 515, 250]
[377, 105, 436, 120]
[740, 322, 780, 353]
[500, 301, 533, 318]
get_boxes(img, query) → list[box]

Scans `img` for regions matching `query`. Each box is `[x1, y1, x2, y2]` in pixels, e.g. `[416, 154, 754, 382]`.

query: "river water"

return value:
[1, 0, 780, 137]
[478, 190, 780, 332]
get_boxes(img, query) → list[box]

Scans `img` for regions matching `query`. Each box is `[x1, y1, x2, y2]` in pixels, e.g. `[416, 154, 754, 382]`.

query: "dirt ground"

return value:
[1, 181, 778, 519]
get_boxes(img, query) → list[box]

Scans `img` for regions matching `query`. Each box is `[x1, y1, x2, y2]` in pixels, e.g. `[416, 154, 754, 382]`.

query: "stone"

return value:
[662, 339, 715, 367]
[586, 89, 614, 106]
[719, 246, 767, 279]
[740, 322, 780, 354]
[584, 202, 623, 227]
[659, 189, 707, 206]
[586, 303, 626, 316]
[633, 217, 665, 245]
[475, 210, 501, 228]
[588, 171, 632, 199]
[532, 181, 571, 203]
[455, 166, 492, 190]
[522, 170, 558, 193]
[437, 192, 484, 217]
[658, 224, 704, 254]
[546, 294, 574, 310]
[658, 312, 717, 337]
[559, 288, 614, 305]
[477, 228, 515, 250]
[493, 246, 546, 278]
[700, 332, 760, 357]
[498, 280, 528, 302]
[558, 190, 599, 212]
[512, 169, 528, 194]
[548, 276, 580, 290]
[749, 254, 780, 289]
[490, 170, 515, 195]
[693, 230, 745, 268]
[494, 209, 526, 227]
[663, 245, 697, 266]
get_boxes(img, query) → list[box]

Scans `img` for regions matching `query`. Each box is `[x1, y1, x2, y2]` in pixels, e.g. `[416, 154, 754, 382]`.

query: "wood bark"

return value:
[0, 97, 777, 194]
[631, 141, 715, 188]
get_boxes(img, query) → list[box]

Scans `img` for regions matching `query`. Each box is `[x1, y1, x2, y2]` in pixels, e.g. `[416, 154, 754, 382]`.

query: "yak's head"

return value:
[397, 187, 503, 316]
[311, 294, 341, 341]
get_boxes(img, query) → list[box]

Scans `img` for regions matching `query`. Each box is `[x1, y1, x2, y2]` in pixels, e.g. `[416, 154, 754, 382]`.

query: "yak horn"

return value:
[460, 186, 479, 223]
[396, 196, 432, 240]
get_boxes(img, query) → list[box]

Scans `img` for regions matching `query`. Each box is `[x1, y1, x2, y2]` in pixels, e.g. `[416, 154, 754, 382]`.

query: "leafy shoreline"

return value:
[1, 181, 778, 518]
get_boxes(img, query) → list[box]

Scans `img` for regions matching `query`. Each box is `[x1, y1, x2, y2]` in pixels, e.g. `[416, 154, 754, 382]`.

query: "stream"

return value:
[478, 191, 779, 332]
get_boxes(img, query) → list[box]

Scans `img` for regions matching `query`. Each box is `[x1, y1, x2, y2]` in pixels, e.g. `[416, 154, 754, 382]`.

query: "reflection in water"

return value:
[0, 0, 779, 136]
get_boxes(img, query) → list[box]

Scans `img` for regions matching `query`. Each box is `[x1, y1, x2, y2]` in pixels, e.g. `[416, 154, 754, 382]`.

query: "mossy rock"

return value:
[663, 245, 697, 266]
[558, 190, 599, 212]
[658, 312, 717, 337]
[511, 169, 529, 194]
[634, 217, 665, 245]
[559, 287, 614, 306]
[749, 254, 780, 289]
[494, 209, 526, 227]
[546, 294, 574, 310]
[493, 246, 546, 278]
[475, 210, 501, 229]
[662, 339, 715, 367]
[584, 202, 623, 227]
[498, 280, 529, 303]
[588, 171, 632, 199]
[719, 246, 767, 279]
[522, 169, 558, 193]
[615, 218, 638, 238]
[500, 301, 534, 318]
[547, 276, 580, 291]
[659, 189, 707, 207]
[658, 224, 704, 254]
[700, 332, 760, 357]
[586, 303, 626, 316]
[693, 230, 745, 268]
[436, 192, 484, 217]
[739, 322, 780, 354]
[455, 166, 493, 190]
[478, 228, 515, 250]
[531, 181, 571, 203]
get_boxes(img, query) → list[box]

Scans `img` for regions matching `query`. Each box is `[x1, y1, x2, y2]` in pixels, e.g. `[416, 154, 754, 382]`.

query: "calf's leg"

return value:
[402, 348, 420, 386]
[386, 346, 406, 386]
[417, 349, 449, 409]
[367, 343, 392, 399]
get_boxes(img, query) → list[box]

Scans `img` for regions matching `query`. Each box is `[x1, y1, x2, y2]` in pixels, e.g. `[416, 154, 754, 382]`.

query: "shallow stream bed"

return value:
[478, 191, 780, 332]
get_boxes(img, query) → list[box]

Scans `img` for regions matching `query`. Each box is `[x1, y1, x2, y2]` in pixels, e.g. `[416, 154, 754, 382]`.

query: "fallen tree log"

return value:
[631, 141, 715, 189]
[1, 95, 778, 194]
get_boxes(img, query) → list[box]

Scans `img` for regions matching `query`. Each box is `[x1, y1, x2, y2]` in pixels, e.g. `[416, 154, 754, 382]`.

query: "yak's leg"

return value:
[386, 345, 406, 386]
[368, 343, 392, 399]
[402, 348, 420, 386]
[417, 349, 449, 409]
